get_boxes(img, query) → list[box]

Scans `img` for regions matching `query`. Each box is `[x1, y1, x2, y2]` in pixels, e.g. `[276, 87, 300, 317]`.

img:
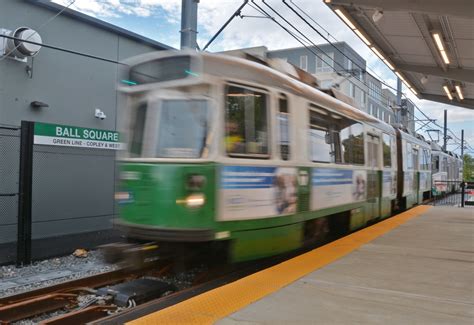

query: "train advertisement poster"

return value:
[219, 166, 298, 221]
[311, 168, 366, 210]
[383, 171, 397, 197]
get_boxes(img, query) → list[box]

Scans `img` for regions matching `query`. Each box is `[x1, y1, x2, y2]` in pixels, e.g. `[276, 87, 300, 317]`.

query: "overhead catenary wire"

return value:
[253, 1, 403, 112]
[260, 0, 464, 152]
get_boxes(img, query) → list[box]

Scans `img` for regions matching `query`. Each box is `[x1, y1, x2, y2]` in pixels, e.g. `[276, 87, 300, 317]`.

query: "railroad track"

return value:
[0, 230, 346, 324]
[0, 261, 172, 324]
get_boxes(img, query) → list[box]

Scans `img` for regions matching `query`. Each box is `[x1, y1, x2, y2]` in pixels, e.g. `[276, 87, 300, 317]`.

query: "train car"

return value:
[394, 130, 432, 208]
[114, 51, 426, 262]
[431, 145, 462, 194]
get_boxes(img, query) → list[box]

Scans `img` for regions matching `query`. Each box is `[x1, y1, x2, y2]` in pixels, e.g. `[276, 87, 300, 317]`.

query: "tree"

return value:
[463, 154, 474, 181]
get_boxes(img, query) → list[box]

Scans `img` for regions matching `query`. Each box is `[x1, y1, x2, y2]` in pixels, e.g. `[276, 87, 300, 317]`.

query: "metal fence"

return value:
[431, 180, 469, 207]
[0, 125, 21, 264]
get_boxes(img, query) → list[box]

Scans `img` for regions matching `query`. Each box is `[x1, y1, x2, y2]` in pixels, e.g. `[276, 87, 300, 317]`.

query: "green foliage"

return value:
[463, 154, 474, 181]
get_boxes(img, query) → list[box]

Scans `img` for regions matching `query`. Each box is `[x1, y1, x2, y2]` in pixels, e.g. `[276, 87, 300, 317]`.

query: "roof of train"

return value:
[124, 50, 430, 147]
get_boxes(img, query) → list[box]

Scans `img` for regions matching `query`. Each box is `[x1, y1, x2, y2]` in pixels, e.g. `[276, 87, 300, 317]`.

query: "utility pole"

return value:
[443, 109, 447, 151]
[180, 0, 199, 49]
[396, 77, 402, 124]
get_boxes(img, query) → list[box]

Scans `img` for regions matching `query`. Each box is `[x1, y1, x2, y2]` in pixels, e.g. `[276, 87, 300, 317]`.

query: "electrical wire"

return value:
[262, 0, 465, 152]
[254, 1, 400, 112]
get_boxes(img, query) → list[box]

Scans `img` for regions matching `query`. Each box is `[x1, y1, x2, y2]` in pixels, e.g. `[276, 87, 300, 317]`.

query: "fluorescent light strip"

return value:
[335, 9, 356, 29]
[354, 29, 371, 45]
[395, 71, 406, 83]
[409, 87, 418, 95]
[371, 47, 386, 61]
[443, 85, 453, 100]
[440, 50, 450, 64]
[383, 59, 395, 70]
[455, 85, 464, 100]
[432, 33, 444, 51]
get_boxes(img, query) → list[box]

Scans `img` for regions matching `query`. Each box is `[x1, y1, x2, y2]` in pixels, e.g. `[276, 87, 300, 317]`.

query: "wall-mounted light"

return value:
[455, 84, 464, 100]
[432, 32, 450, 64]
[30, 101, 49, 109]
[443, 85, 453, 100]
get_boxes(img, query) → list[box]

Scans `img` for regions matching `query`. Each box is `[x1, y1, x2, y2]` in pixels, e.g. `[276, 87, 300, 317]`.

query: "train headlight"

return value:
[184, 193, 205, 208]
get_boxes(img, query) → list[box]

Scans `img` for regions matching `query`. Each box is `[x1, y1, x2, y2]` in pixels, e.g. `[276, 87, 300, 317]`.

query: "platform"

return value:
[129, 205, 474, 324]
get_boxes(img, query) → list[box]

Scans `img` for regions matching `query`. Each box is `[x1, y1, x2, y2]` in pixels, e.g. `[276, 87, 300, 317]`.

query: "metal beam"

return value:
[420, 93, 474, 110]
[397, 63, 474, 83]
[328, 0, 473, 18]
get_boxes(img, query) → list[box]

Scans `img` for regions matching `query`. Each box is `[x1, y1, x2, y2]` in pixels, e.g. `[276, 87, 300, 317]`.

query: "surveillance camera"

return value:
[95, 108, 107, 120]
[372, 10, 383, 23]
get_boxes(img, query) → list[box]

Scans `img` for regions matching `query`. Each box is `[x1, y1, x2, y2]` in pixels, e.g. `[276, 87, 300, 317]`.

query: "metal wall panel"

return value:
[31, 145, 115, 238]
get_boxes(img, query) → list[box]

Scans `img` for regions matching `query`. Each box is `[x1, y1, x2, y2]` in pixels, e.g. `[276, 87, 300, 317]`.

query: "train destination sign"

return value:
[34, 122, 125, 150]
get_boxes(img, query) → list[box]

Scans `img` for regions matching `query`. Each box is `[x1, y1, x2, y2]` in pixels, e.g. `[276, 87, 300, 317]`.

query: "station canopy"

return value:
[325, 0, 474, 109]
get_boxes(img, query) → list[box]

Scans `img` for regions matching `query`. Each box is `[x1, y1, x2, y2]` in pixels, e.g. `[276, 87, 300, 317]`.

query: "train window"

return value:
[278, 95, 290, 160]
[367, 134, 380, 168]
[340, 123, 365, 165]
[129, 56, 191, 84]
[156, 100, 208, 158]
[225, 85, 269, 157]
[309, 106, 341, 163]
[432, 155, 439, 173]
[129, 102, 147, 157]
[442, 157, 448, 172]
[382, 133, 391, 167]
[406, 142, 413, 169]
[421, 149, 430, 170]
[413, 148, 419, 170]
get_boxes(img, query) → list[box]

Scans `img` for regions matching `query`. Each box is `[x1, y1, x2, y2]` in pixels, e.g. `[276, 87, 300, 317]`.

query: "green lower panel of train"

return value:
[116, 162, 411, 262]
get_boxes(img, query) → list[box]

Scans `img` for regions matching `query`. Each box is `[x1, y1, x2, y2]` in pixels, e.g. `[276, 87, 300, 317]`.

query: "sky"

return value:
[52, 0, 474, 154]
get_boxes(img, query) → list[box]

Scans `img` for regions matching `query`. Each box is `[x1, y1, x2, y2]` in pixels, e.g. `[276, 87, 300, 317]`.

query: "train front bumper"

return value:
[114, 219, 215, 242]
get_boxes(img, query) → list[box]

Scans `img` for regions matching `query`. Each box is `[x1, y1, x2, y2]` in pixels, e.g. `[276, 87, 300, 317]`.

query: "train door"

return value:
[412, 147, 420, 203]
[366, 133, 381, 220]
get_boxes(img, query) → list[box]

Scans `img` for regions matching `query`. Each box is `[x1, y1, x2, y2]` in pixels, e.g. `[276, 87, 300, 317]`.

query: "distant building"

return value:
[0, 0, 170, 264]
[381, 88, 398, 124]
[267, 42, 368, 112]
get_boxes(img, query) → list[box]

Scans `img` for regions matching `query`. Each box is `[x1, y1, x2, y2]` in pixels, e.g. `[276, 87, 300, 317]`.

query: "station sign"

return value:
[34, 122, 125, 150]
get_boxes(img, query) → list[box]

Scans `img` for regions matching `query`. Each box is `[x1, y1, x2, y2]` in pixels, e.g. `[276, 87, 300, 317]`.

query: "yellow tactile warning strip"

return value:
[128, 205, 431, 325]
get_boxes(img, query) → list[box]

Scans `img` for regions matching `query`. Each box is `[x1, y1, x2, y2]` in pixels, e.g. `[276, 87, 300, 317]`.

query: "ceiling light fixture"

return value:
[443, 85, 453, 100]
[383, 59, 394, 70]
[432, 32, 450, 64]
[354, 29, 371, 46]
[371, 47, 385, 61]
[455, 84, 464, 100]
[334, 8, 356, 29]
[395, 71, 406, 83]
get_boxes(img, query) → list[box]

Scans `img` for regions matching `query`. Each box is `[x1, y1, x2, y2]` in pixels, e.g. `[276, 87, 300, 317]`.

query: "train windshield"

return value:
[156, 99, 208, 158]
[128, 56, 191, 85]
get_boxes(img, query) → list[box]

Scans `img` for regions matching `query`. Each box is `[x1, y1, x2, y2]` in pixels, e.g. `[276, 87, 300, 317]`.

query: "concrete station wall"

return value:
[0, 0, 168, 262]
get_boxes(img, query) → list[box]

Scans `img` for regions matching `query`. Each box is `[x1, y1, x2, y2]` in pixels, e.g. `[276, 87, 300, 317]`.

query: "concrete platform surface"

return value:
[219, 206, 474, 324]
